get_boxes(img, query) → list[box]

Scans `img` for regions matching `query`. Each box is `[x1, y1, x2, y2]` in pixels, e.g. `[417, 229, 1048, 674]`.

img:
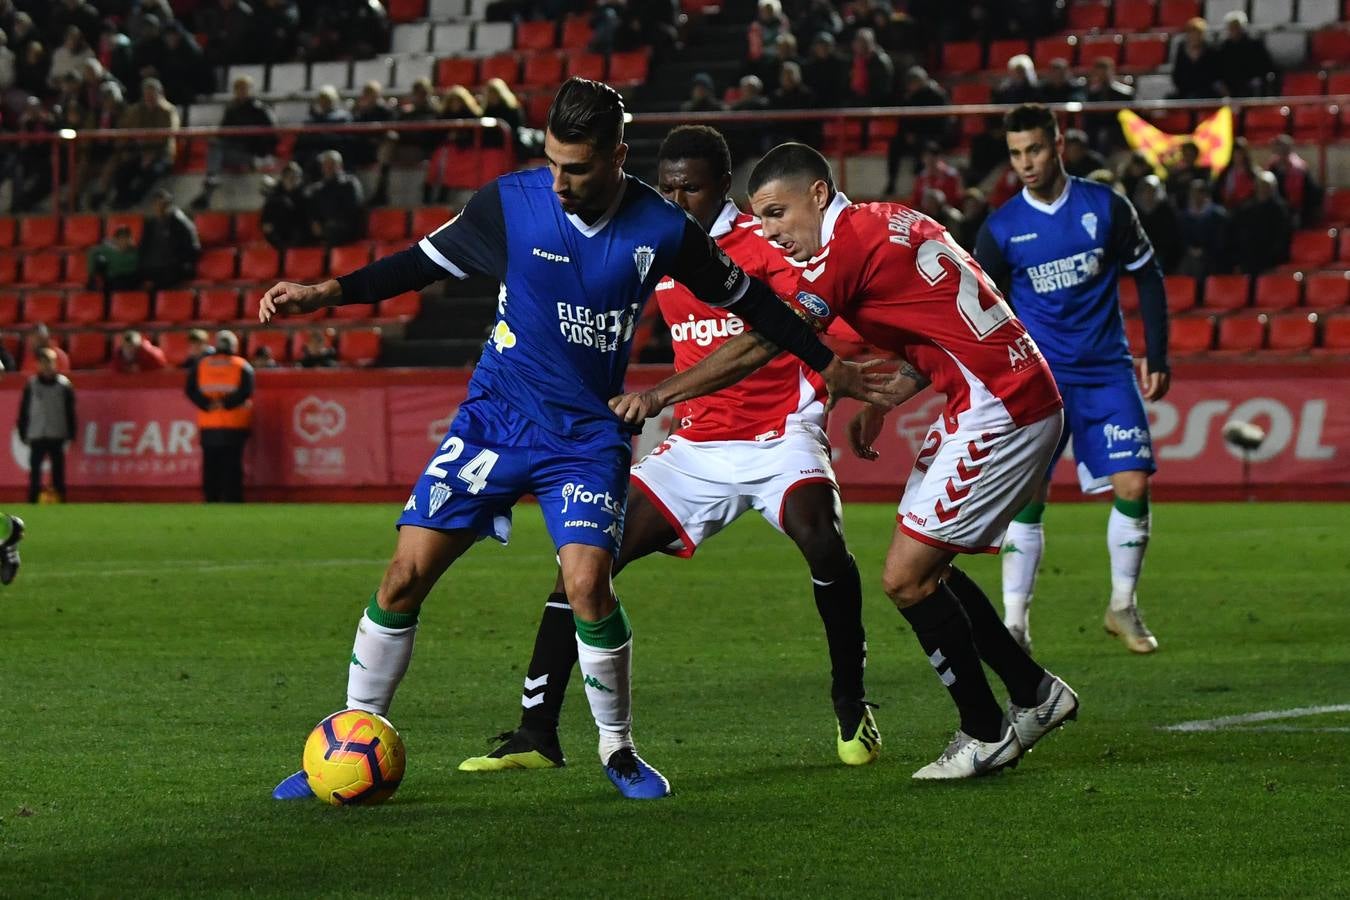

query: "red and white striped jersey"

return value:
[789, 194, 1062, 433]
[655, 201, 829, 442]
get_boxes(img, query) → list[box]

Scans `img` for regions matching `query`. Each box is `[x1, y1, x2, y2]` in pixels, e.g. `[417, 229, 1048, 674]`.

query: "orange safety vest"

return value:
[195, 354, 253, 430]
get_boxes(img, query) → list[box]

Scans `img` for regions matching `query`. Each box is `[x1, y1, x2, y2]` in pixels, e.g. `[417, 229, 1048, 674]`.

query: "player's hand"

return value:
[847, 404, 886, 461]
[820, 357, 905, 411]
[609, 390, 664, 425]
[258, 280, 332, 323]
[1138, 359, 1171, 401]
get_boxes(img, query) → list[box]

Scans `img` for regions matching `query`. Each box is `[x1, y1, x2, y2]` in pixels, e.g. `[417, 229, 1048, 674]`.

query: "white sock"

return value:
[1001, 521, 1044, 630]
[576, 636, 633, 763]
[1107, 506, 1150, 611]
[346, 612, 417, 714]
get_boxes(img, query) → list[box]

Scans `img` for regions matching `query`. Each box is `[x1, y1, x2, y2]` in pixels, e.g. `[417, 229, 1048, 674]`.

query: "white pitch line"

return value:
[30, 558, 390, 580]
[1161, 704, 1350, 733]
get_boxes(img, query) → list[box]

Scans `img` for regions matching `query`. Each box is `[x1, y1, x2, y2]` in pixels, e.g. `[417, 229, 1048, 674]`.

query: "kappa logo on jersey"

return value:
[1081, 212, 1098, 239]
[1026, 248, 1105, 293]
[560, 482, 622, 517]
[1103, 423, 1150, 448]
[403, 494, 416, 512]
[634, 245, 655, 282]
[796, 291, 831, 319]
[670, 313, 746, 346]
[492, 320, 517, 353]
[532, 247, 571, 263]
[1010, 232, 1039, 243]
[427, 481, 453, 516]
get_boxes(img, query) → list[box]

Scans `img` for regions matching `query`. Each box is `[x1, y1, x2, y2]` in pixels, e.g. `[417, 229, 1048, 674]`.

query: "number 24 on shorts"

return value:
[424, 436, 499, 494]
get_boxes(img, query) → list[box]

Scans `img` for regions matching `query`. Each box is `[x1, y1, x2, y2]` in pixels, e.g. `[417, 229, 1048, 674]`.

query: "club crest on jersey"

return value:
[428, 481, 453, 517]
[1081, 212, 1098, 239]
[633, 245, 655, 282]
[796, 291, 831, 319]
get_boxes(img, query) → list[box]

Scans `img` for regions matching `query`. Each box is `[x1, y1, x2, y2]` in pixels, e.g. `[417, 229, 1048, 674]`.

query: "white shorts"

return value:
[897, 411, 1063, 555]
[630, 421, 837, 557]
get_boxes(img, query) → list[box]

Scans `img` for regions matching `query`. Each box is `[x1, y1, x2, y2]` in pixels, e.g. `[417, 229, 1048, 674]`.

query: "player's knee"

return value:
[1113, 472, 1149, 503]
[791, 525, 850, 581]
[378, 557, 431, 614]
[562, 572, 611, 619]
[882, 567, 941, 608]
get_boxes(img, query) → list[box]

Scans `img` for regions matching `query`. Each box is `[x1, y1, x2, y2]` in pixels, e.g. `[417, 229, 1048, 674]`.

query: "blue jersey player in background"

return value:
[975, 104, 1170, 657]
[258, 78, 895, 800]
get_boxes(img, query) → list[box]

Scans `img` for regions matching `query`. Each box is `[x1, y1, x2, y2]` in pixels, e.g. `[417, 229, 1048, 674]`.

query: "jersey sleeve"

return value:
[668, 215, 752, 308]
[973, 220, 1012, 294]
[1108, 191, 1156, 273]
[416, 180, 507, 280]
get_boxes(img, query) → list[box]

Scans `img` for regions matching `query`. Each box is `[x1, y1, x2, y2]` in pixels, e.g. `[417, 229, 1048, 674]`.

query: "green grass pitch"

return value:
[3, 502, 1349, 898]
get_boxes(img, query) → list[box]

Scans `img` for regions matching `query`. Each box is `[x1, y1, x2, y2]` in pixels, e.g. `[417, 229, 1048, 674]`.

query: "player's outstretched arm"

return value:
[610, 331, 779, 424]
[258, 279, 340, 322]
[846, 362, 931, 460]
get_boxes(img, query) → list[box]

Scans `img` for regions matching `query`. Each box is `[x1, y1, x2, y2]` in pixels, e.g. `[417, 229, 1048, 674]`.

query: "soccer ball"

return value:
[302, 709, 406, 805]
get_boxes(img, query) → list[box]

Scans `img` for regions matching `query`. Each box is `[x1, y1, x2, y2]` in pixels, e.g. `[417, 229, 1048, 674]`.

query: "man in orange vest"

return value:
[186, 330, 254, 502]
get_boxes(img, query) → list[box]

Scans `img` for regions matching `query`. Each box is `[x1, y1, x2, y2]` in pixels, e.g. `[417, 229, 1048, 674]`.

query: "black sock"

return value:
[812, 554, 866, 705]
[899, 584, 1005, 742]
[518, 593, 578, 733]
[946, 566, 1045, 708]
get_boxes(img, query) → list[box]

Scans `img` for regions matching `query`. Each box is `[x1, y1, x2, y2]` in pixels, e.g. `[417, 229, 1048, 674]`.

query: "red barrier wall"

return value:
[3, 362, 1346, 502]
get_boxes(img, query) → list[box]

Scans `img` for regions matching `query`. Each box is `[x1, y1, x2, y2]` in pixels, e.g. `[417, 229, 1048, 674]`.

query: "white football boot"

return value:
[1008, 672, 1079, 752]
[912, 723, 1022, 780]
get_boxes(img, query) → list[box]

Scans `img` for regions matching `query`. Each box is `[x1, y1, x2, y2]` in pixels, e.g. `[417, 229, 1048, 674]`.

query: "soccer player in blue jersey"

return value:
[257, 79, 895, 800]
[975, 104, 1170, 655]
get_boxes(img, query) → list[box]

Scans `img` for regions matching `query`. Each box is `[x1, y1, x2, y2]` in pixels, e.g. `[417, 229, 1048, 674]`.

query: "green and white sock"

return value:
[346, 593, 418, 715]
[1001, 502, 1045, 629]
[1107, 496, 1150, 611]
[574, 601, 633, 763]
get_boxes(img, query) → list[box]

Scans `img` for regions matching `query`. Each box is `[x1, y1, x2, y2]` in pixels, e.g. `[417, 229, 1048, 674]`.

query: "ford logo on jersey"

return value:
[796, 291, 831, 319]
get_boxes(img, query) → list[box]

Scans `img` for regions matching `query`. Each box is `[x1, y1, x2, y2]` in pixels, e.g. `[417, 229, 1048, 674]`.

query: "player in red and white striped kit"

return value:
[460, 127, 880, 774]
[614, 143, 1080, 780]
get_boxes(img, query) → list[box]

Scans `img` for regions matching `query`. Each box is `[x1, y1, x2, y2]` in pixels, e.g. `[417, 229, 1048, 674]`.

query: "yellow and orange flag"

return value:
[1118, 106, 1234, 177]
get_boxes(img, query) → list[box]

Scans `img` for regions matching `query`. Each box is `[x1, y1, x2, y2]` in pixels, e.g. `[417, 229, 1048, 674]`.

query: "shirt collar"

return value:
[1021, 177, 1072, 215]
[708, 200, 740, 238]
[820, 191, 851, 246]
[566, 175, 628, 238]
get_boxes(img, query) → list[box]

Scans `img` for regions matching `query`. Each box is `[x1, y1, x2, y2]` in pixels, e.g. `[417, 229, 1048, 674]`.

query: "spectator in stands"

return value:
[794, 0, 842, 47]
[260, 162, 307, 250]
[955, 187, 988, 251]
[15, 37, 48, 97]
[1038, 58, 1083, 104]
[0, 31, 15, 93]
[1062, 129, 1107, 178]
[294, 84, 355, 177]
[6, 97, 53, 214]
[151, 25, 211, 107]
[186, 329, 253, 504]
[139, 189, 201, 289]
[748, 0, 791, 81]
[1178, 178, 1230, 278]
[251, 344, 278, 368]
[129, 13, 167, 90]
[197, 0, 256, 69]
[1171, 17, 1223, 100]
[1267, 134, 1323, 227]
[1118, 151, 1153, 201]
[299, 327, 338, 368]
[802, 31, 848, 110]
[87, 224, 140, 293]
[299, 0, 389, 63]
[866, 2, 915, 63]
[1082, 57, 1132, 153]
[74, 80, 124, 210]
[1133, 175, 1182, 274]
[993, 54, 1038, 106]
[111, 329, 168, 373]
[909, 141, 961, 207]
[917, 187, 963, 236]
[46, 0, 101, 44]
[883, 66, 950, 196]
[392, 77, 443, 163]
[482, 78, 523, 142]
[423, 85, 481, 204]
[94, 25, 137, 90]
[23, 326, 71, 374]
[48, 25, 93, 87]
[1165, 140, 1211, 209]
[1229, 171, 1290, 275]
[847, 28, 892, 108]
[192, 75, 278, 211]
[1215, 136, 1258, 209]
[18, 348, 75, 504]
[252, 0, 299, 66]
[1086, 168, 1122, 194]
[763, 31, 799, 88]
[111, 76, 179, 209]
[732, 75, 770, 113]
[8, 12, 38, 64]
[184, 328, 214, 369]
[682, 72, 725, 113]
[78, 57, 121, 118]
[304, 150, 364, 246]
[1216, 11, 1276, 98]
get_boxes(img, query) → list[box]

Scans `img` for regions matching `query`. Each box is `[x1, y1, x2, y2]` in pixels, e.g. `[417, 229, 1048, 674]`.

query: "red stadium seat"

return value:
[67, 331, 109, 369]
[338, 327, 382, 365]
[566, 52, 606, 82]
[368, 209, 410, 242]
[1157, 0, 1200, 27]
[196, 247, 238, 282]
[515, 20, 556, 51]
[480, 54, 520, 85]
[1267, 311, 1317, 352]
[19, 216, 59, 248]
[1164, 274, 1197, 312]
[1033, 36, 1078, 68]
[386, 0, 426, 22]
[823, 120, 863, 155]
[109, 290, 152, 324]
[105, 214, 143, 243]
[330, 244, 373, 276]
[1323, 313, 1350, 350]
[1304, 271, 1350, 308]
[951, 82, 992, 105]
[330, 302, 377, 319]
[411, 207, 454, 236]
[197, 288, 241, 321]
[247, 329, 289, 362]
[523, 51, 565, 88]
[1171, 315, 1214, 353]
[0, 292, 18, 325]
[0, 253, 16, 284]
[941, 41, 982, 74]
[23, 291, 64, 324]
[1340, 229, 1350, 262]
[436, 57, 478, 88]
[284, 247, 326, 282]
[1067, 1, 1110, 30]
[560, 16, 593, 49]
[987, 39, 1029, 71]
[1242, 106, 1289, 143]
[1217, 313, 1267, 352]
[1290, 229, 1336, 268]
[1113, 0, 1157, 30]
[153, 290, 196, 323]
[21, 251, 63, 285]
[1118, 278, 1140, 313]
[63, 253, 89, 288]
[380, 292, 421, 319]
[157, 331, 193, 366]
[239, 244, 280, 282]
[1329, 71, 1350, 95]
[61, 214, 103, 248]
[0, 219, 13, 247]
[65, 291, 105, 325]
[1124, 34, 1169, 69]
[1253, 273, 1302, 310]
[1148, 108, 1193, 133]
[1292, 104, 1336, 141]
[1282, 72, 1326, 96]
[233, 212, 263, 244]
[194, 211, 232, 246]
[1202, 274, 1250, 311]
[1079, 32, 1123, 64]
[1309, 27, 1350, 66]
[607, 49, 650, 85]
[525, 90, 553, 127]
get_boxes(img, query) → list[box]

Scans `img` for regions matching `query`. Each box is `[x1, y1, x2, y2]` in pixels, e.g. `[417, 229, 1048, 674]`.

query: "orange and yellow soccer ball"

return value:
[302, 710, 406, 806]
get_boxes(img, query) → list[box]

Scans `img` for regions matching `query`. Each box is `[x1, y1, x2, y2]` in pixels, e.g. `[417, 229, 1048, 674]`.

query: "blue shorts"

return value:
[397, 394, 630, 555]
[1049, 375, 1156, 494]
